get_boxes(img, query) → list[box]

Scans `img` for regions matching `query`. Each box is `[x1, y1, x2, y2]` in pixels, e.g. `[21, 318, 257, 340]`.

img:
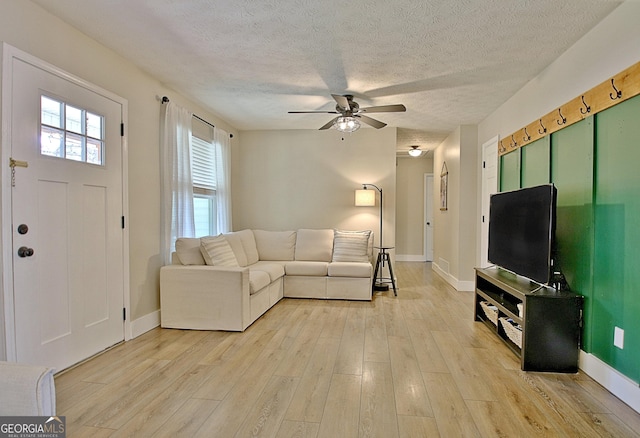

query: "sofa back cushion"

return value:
[332, 230, 372, 263]
[223, 231, 249, 267]
[237, 229, 260, 265]
[175, 238, 205, 265]
[253, 230, 297, 261]
[295, 229, 334, 262]
[200, 235, 239, 267]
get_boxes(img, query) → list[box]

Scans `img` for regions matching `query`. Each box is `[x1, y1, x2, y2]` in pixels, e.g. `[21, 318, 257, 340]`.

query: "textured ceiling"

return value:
[32, 0, 621, 155]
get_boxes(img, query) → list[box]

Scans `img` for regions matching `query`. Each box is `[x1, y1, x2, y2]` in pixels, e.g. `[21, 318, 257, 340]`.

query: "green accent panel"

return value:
[593, 95, 640, 382]
[521, 136, 550, 188]
[550, 118, 594, 351]
[499, 148, 520, 192]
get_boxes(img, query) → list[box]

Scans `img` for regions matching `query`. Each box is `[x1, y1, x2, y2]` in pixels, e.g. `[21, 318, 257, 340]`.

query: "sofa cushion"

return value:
[253, 230, 296, 261]
[250, 262, 285, 281]
[285, 261, 329, 276]
[237, 229, 260, 265]
[328, 262, 372, 278]
[294, 229, 334, 262]
[249, 270, 270, 294]
[175, 238, 205, 265]
[332, 230, 372, 263]
[200, 235, 239, 267]
[223, 232, 249, 267]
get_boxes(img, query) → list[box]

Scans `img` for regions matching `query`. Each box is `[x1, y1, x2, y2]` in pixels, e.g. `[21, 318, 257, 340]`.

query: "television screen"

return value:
[488, 184, 557, 284]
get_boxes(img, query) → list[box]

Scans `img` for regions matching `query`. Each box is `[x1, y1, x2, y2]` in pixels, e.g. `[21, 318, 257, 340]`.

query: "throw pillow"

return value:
[175, 238, 205, 265]
[200, 235, 239, 267]
[332, 230, 371, 263]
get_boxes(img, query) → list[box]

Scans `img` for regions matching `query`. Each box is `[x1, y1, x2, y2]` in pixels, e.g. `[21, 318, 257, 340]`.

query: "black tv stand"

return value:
[474, 267, 583, 372]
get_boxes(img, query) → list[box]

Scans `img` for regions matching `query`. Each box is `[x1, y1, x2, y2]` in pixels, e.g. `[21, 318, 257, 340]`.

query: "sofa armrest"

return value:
[160, 265, 251, 331]
[0, 361, 56, 416]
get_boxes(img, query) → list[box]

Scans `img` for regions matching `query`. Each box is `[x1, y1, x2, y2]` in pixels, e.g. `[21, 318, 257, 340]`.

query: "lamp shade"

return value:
[355, 189, 375, 206]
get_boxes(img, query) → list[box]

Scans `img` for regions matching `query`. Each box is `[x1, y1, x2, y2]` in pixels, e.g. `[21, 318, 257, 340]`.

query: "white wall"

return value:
[433, 125, 478, 290]
[396, 155, 433, 259]
[233, 129, 397, 250]
[0, 0, 238, 353]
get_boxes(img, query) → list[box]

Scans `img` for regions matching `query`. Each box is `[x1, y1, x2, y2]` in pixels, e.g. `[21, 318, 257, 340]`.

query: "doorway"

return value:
[2, 44, 129, 371]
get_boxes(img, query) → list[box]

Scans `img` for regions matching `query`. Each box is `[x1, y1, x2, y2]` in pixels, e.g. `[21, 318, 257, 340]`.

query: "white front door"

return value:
[7, 51, 125, 371]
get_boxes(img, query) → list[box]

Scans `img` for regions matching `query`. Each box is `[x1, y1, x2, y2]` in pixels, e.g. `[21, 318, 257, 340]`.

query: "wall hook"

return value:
[610, 78, 622, 100]
[538, 119, 547, 135]
[580, 95, 591, 115]
[499, 140, 506, 153]
[510, 134, 518, 148]
[557, 108, 567, 125]
[523, 127, 531, 142]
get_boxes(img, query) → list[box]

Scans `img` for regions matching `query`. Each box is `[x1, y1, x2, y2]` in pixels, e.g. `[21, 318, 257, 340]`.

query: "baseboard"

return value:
[579, 351, 640, 414]
[432, 262, 474, 292]
[396, 254, 427, 262]
[131, 310, 161, 338]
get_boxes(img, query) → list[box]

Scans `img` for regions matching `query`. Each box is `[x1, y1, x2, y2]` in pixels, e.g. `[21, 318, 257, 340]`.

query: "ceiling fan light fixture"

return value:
[334, 116, 360, 133]
[408, 145, 422, 157]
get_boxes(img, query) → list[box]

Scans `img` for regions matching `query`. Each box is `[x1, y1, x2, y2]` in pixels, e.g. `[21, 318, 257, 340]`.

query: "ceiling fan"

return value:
[288, 94, 406, 131]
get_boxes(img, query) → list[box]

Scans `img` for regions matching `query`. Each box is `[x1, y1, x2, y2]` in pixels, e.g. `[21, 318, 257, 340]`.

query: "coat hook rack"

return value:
[580, 96, 591, 115]
[610, 78, 622, 100]
[523, 127, 531, 142]
[538, 119, 547, 135]
[510, 134, 518, 148]
[557, 108, 567, 125]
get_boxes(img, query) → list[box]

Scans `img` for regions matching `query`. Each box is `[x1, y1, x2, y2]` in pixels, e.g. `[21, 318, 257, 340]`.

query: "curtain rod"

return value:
[161, 96, 233, 138]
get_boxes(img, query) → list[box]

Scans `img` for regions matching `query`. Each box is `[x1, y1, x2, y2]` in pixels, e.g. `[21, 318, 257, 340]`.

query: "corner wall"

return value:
[233, 129, 396, 250]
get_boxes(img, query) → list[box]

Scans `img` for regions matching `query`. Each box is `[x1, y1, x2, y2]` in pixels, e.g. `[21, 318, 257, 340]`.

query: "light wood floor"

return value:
[55, 262, 640, 437]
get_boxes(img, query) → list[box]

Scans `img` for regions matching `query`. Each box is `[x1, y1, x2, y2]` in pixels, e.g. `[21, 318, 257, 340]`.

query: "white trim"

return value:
[131, 310, 161, 339]
[432, 262, 474, 291]
[396, 255, 426, 262]
[579, 351, 640, 414]
[1, 43, 130, 358]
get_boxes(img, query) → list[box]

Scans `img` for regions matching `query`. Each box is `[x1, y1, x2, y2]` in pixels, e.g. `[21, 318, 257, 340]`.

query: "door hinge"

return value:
[123, 308, 127, 321]
[482, 215, 485, 223]
[121, 216, 125, 229]
[483, 161, 486, 168]
[121, 123, 125, 137]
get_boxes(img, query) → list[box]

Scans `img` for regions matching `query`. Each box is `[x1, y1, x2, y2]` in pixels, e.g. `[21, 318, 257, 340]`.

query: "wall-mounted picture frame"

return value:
[440, 161, 448, 211]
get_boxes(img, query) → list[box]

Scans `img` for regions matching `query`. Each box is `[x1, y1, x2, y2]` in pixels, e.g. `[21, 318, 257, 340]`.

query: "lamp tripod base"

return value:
[373, 283, 390, 291]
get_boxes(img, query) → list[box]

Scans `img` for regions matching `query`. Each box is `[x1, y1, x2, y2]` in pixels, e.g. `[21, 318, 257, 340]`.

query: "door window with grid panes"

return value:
[40, 95, 104, 165]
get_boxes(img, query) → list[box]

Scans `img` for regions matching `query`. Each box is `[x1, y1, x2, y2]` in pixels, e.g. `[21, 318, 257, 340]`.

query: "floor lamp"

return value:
[355, 184, 389, 291]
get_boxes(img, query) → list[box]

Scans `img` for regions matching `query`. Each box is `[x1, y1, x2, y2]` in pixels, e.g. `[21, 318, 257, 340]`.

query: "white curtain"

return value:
[214, 127, 232, 233]
[161, 101, 195, 264]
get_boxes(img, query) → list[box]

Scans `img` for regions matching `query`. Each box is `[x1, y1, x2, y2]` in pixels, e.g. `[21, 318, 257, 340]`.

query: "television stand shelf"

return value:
[474, 267, 583, 372]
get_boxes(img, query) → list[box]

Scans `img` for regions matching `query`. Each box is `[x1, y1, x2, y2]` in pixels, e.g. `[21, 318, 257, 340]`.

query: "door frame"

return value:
[1, 43, 131, 361]
[480, 135, 499, 268]
[424, 173, 434, 261]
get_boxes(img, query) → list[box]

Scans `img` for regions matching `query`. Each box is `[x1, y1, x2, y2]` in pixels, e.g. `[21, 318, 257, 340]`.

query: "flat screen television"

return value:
[488, 184, 557, 285]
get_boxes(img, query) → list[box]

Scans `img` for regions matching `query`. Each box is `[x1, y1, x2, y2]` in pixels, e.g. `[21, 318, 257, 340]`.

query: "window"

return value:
[40, 95, 105, 165]
[191, 135, 217, 237]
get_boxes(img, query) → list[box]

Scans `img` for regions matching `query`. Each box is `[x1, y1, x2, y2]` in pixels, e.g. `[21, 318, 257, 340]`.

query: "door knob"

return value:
[17, 246, 34, 258]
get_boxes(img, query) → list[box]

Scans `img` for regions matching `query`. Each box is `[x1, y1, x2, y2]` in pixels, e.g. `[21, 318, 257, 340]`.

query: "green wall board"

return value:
[550, 118, 594, 351]
[521, 136, 550, 188]
[593, 95, 640, 382]
[500, 148, 520, 192]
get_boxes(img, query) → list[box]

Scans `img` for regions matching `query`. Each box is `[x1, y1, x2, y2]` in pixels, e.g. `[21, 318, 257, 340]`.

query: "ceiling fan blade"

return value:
[332, 94, 351, 111]
[359, 104, 406, 113]
[319, 117, 340, 130]
[288, 111, 339, 114]
[356, 115, 387, 129]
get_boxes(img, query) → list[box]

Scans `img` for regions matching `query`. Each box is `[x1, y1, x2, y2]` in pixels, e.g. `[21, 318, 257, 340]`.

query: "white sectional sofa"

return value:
[160, 229, 373, 331]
